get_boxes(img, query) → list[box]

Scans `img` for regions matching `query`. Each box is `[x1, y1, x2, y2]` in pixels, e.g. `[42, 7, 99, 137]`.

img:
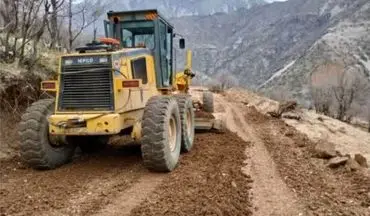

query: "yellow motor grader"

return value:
[19, 9, 218, 172]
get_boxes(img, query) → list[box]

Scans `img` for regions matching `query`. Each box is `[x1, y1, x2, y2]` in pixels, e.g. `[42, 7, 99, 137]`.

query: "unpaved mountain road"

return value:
[1, 92, 369, 216]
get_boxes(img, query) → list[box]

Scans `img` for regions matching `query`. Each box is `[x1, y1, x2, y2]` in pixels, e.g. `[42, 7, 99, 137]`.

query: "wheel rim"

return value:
[45, 115, 64, 148]
[186, 108, 193, 138]
[168, 116, 177, 152]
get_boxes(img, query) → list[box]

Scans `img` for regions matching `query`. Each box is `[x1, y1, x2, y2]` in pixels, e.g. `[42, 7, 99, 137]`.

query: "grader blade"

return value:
[194, 112, 225, 131]
[195, 118, 223, 130]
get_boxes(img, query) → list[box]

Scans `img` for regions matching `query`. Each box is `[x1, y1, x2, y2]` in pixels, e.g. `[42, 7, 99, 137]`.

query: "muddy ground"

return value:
[1, 91, 369, 216]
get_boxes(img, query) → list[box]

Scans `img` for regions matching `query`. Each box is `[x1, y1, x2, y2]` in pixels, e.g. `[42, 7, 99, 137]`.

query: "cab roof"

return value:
[107, 9, 174, 29]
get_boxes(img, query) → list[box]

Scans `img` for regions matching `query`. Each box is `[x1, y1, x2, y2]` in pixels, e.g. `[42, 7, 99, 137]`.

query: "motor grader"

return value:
[19, 9, 217, 172]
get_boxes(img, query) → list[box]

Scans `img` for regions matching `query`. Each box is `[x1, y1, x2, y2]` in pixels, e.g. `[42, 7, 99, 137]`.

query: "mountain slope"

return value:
[171, 0, 370, 106]
[102, 0, 266, 17]
[260, 0, 370, 106]
[172, 0, 332, 86]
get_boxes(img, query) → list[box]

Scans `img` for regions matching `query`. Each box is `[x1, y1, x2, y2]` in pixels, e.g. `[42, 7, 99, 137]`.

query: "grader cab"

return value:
[19, 9, 218, 172]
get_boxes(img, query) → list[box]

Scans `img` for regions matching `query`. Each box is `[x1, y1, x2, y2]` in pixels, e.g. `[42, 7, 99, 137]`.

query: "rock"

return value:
[282, 112, 301, 120]
[328, 157, 348, 168]
[338, 127, 346, 134]
[284, 130, 294, 137]
[314, 142, 337, 159]
[345, 158, 361, 171]
[278, 101, 297, 113]
[231, 181, 237, 188]
[268, 101, 298, 118]
[317, 117, 324, 122]
[267, 111, 280, 118]
[354, 154, 368, 168]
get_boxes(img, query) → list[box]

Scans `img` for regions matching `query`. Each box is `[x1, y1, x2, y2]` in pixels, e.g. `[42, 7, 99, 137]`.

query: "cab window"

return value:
[121, 21, 155, 49]
[131, 57, 148, 84]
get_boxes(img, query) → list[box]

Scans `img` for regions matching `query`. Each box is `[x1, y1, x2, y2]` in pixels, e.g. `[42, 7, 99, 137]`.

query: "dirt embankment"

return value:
[222, 90, 370, 215]
[244, 106, 370, 215]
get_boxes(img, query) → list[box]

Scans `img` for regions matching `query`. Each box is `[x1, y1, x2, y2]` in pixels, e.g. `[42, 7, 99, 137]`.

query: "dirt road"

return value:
[216, 95, 304, 216]
[0, 131, 253, 216]
[1, 91, 369, 216]
[219, 92, 370, 215]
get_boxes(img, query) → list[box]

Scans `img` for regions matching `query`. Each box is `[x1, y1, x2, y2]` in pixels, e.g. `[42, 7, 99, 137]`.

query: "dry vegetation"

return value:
[310, 61, 370, 130]
[0, 0, 110, 157]
[0, 0, 108, 112]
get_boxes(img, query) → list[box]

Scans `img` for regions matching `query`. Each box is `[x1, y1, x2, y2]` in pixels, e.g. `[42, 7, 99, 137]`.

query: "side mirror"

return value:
[179, 38, 185, 49]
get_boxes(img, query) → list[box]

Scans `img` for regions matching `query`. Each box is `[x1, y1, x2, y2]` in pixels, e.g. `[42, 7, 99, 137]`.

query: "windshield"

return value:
[121, 21, 155, 49]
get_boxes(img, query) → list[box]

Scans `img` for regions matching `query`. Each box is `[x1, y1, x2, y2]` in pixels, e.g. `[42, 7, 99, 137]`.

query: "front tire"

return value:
[141, 96, 182, 172]
[19, 99, 76, 170]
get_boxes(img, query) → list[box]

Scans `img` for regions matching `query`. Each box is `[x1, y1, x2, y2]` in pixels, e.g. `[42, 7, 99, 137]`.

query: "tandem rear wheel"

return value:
[140, 95, 195, 172]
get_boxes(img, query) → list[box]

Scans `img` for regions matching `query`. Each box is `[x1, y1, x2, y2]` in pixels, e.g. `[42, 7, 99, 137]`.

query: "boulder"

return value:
[328, 157, 349, 168]
[268, 101, 298, 118]
[282, 112, 302, 121]
[278, 101, 297, 114]
[354, 154, 368, 168]
[267, 111, 280, 118]
[314, 142, 337, 159]
[345, 158, 361, 171]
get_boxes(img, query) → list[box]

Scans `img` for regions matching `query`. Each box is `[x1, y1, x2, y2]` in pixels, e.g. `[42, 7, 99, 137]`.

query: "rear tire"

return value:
[203, 91, 214, 113]
[19, 99, 76, 170]
[66, 136, 109, 153]
[175, 94, 195, 153]
[141, 96, 181, 172]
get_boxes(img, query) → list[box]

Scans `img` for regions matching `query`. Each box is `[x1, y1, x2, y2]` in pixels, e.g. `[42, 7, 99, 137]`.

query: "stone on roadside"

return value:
[282, 112, 302, 121]
[231, 181, 237, 188]
[354, 154, 368, 168]
[328, 157, 348, 168]
[345, 158, 362, 171]
[314, 142, 337, 159]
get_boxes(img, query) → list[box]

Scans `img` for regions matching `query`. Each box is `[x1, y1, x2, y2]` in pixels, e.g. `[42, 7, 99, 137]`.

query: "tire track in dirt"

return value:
[215, 95, 304, 216]
[219, 91, 370, 215]
[93, 174, 163, 216]
[0, 145, 164, 216]
[244, 108, 370, 215]
[129, 131, 253, 216]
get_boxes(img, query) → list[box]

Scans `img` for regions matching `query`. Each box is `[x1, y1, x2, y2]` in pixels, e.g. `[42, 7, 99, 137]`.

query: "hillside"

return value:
[260, 0, 370, 105]
[101, 0, 267, 17]
[171, 0, 370, 105]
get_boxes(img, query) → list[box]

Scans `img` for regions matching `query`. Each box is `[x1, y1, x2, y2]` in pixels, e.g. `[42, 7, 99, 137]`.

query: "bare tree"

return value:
[309, 60, 370, 122]
[67, 0, 105, 51]
[310, 62, 340, 116]
[332, 68, 369, 122]
[0, 0, 51, 65]
[0, 0, 20, 62]
[310, 86, 331, 115]
[47, 0, 65, 49]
